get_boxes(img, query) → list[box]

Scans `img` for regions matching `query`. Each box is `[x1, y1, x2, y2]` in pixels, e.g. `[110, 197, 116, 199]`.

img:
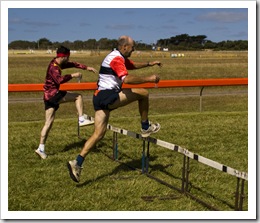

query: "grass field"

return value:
[6, 50, 250, 216]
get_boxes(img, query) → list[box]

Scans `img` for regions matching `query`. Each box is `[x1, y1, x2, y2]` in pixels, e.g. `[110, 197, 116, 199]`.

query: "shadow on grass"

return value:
[61, 138, 236, 209]
[61, 139, 86, 152]
[76, 159, 139, 188]
[61, 139, 100, 154]
[75, 140, 183, 188]
[188, 183, 235, 210]
[74, 140, 237, 210]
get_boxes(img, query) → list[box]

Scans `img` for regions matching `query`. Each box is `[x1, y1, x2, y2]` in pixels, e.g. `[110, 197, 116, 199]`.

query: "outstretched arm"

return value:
[126, 59, 162, 69]
[86, 66, 98, 73]
[62, 62, 97, 73]
[123, 74, 160, 85]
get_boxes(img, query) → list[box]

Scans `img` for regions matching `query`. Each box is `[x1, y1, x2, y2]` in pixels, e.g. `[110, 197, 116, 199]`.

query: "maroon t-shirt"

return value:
[43, 58, 87, 101]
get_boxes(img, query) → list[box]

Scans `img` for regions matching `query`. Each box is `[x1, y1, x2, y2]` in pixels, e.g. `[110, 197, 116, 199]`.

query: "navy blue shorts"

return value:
[93, 89, 119, 111]
[44, 91, 67, 111]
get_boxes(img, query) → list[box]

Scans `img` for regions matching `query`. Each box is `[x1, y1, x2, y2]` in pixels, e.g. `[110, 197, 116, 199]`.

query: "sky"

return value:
[7, 4, 249, 45]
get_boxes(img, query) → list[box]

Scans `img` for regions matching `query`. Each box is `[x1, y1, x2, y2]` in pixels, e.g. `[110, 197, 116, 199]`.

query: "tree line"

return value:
[8, 34, 248, 51]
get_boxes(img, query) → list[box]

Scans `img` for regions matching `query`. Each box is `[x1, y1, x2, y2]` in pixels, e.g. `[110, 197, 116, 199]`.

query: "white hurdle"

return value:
[78, 120, 248, 210]
[107, 124, 248, 180]
[107, 123, 248, 211]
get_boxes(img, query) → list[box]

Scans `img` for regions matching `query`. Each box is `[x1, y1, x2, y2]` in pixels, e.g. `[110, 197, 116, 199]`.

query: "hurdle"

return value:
[104, 123, 247, 211]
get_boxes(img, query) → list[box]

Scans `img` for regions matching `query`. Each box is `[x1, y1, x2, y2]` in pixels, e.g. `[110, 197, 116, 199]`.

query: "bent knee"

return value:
[74, 94, 83, 102]
[134, 88, 149, 98]
[76, 94, 82, 99]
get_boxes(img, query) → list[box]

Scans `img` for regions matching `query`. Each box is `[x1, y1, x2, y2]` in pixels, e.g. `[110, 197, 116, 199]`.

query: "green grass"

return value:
[8, 110, 248, 211]
[8, 98, 248, 211]
[6, 51, 249, 213]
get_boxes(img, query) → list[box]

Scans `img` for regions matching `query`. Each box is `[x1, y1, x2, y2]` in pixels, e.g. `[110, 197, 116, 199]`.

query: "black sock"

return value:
[141, 120, 149, 130]
[76, 155, 85, 167]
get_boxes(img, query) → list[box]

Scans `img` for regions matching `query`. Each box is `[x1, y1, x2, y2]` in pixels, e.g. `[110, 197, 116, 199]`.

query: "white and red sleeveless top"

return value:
[97, 49, 135, 92]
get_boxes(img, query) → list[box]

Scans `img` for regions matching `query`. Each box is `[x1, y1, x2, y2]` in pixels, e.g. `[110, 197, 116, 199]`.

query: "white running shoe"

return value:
[35, 149, 47, 159]
[141, 122, 161, 138]
[79, 114, 94, 127]
[67, 160, 83, 183]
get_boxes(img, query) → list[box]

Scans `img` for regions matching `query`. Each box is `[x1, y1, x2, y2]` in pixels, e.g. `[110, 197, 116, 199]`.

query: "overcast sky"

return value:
[8, 6, 248, 44]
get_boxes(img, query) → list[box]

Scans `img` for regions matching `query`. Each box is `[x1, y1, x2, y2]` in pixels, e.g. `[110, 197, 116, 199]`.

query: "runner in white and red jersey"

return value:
[35, 45, 97, 159]
[97, 49, 136, 91]
[68, 35, 162, 183]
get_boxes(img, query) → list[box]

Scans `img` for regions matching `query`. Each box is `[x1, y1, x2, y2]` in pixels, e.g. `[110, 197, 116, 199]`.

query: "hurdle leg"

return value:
[146, 141, 150, 173]
[185, 157, 190, 192]
[142, 140, 146, 174]
[112, 132, 118, 160]
[141, 140, 150, 174]
[235, 177, 245, 211]
[239, 179, 245, 211]
[77, 121, 80, 139]
[181, 155, 190, 193]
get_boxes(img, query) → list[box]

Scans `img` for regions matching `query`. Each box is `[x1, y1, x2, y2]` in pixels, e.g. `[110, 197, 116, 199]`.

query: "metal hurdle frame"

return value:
[78, 122, 248, 210]
[106, 123, 248, 211]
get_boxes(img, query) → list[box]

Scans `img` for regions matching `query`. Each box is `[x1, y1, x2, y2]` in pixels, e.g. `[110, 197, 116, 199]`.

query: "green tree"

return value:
[8, 35, 248, 51]
[83, 39, 97, 50]
[73, 40, 84, 50]
[8, 40, 37, 49]
[37, 38, 52, 50]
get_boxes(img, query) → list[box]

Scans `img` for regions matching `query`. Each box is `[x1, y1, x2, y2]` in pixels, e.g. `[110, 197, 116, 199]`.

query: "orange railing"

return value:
[8, 78, 248, 92]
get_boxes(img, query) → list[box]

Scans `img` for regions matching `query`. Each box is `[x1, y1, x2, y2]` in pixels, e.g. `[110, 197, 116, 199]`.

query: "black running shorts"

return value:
[93, 89, 119, 111]
[44, 90, 67, 111]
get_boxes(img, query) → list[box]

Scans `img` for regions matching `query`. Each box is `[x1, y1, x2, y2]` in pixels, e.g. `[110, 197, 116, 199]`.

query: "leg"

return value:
[108, 88, 149, 121]
[80, 109, 110, 157]
[40, 108, 56, 144]
[61, 92, 94, 126]
[36, 107, 55, 159]
[60, 92, 84, 116]
[109, 88, 160, 137]
[67, 109, 109, 182]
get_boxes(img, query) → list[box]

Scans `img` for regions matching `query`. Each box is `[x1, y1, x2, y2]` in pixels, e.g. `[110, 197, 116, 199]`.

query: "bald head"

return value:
[117, 35, 135, 58]
[118, 36, 134, 48]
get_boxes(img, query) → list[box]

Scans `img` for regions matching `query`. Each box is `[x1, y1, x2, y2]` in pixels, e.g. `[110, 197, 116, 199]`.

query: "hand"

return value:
[151, 74, 160, 83]
[87, 67, 98, 73]
[71, 72, 82, 79]
[149, 61, 162, 67]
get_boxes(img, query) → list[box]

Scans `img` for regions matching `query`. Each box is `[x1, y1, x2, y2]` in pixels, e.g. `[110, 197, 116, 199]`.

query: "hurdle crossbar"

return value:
[106, 123, 247, 210]
[107, 124, 248, 181]
[8, 78, 248, 92]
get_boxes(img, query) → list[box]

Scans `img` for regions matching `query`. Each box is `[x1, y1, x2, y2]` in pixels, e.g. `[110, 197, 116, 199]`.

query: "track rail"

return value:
[8, 78, 248, 92]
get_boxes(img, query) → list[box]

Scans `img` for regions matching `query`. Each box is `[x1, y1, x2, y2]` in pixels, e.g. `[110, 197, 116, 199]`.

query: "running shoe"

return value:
[79, 114, 94, 127]
[141, 122, 161, 137]
[67, 160, 82, 183]
[35, 149, 47, 159]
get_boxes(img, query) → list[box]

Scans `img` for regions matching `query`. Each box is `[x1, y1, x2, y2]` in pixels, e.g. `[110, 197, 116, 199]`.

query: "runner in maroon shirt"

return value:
[35, 46, 97, 159]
